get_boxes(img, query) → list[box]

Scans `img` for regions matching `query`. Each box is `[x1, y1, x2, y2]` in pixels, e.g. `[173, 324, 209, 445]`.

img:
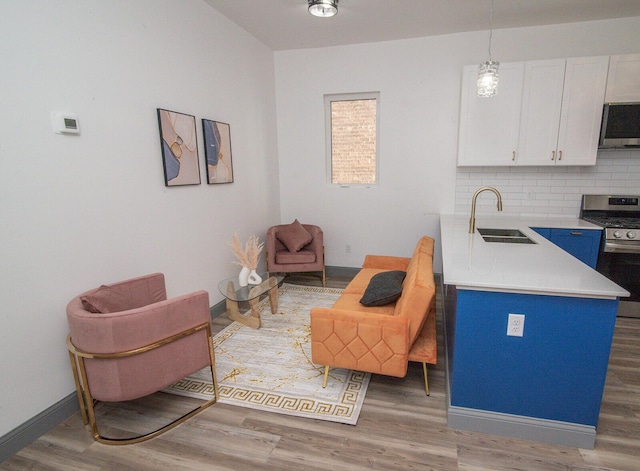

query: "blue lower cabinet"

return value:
[532, 227, 601, 268]
[448, 289, 618, 427]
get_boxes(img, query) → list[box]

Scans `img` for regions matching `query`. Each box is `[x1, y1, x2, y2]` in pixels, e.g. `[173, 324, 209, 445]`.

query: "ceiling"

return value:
[202, 0, 640, 51]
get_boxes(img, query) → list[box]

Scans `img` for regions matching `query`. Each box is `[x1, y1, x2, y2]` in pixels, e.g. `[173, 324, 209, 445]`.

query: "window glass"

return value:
[325, 93, 379, 186]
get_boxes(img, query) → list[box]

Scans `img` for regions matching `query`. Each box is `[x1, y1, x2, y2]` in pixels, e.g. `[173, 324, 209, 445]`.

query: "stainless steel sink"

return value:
[478, 228, 527, 237]
[477, 228, 537, 244]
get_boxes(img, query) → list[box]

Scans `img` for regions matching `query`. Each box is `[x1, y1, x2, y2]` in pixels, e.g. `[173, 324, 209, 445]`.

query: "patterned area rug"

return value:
[164, 284, 370, 425]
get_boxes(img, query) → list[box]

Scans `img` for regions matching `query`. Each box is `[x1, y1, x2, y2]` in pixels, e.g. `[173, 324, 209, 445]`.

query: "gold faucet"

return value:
[469, 186, 503, 233]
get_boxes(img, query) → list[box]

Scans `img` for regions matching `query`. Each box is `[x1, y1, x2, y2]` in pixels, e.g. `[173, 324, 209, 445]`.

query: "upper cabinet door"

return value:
[517, 59, 566, 166]
[457, 63, 524, 166]
[518, 57, 608, 166]
[556, 56, 609, 166]
[605, 54, 640, 102]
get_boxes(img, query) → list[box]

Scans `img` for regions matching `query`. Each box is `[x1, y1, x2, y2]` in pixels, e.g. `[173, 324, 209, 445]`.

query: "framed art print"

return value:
[202, 119, 234, 184]
[157, 109, 201, 186]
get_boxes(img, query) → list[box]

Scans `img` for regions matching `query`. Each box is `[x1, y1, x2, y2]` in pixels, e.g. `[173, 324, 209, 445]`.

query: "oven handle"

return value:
[604, 242, 640, 254]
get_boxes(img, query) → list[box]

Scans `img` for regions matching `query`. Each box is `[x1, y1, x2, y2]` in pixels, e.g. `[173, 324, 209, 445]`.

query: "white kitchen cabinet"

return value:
[605, 54, 640, 102]
[517, 56, 609, 166]
[516, 59, 566, 166]
[457, 63, 524, 166]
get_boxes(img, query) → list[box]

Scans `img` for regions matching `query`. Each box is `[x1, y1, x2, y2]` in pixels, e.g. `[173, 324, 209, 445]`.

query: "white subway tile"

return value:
[455, 157, 640, 218]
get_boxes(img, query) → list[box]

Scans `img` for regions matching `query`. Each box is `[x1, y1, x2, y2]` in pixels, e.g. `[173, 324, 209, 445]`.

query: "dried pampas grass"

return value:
[228, 234, 264, 270]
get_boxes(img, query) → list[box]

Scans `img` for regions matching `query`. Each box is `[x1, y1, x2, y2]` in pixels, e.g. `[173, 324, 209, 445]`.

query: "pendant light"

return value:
[308, 0, 338, 18]
[477, 0, 499, 97]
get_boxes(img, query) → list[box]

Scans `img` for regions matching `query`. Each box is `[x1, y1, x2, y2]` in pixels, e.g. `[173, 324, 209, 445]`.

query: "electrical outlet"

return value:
[507, 313, 525, 337]
[345, 244, 351, 254]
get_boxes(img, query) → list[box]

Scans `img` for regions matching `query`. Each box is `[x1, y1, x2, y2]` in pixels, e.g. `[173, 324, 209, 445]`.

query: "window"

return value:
[325, 92, 379, 187]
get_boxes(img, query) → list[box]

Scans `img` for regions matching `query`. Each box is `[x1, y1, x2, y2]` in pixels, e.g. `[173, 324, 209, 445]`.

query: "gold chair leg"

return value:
[68, 324, 219, 445]
[205, 323, 220, 402]
[68, 351, 89, 425]
[322, 365, 330, 388]
[422, 362, 430, 396]
[77, 355, 218, 445]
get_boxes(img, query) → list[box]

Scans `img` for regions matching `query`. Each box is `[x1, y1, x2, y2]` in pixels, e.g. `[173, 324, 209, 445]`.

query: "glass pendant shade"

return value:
[477, 60, 499, 97]
[308, 0, 338, 18]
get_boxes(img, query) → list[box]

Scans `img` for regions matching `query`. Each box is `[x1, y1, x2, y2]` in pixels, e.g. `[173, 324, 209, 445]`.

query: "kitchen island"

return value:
[440, 214, 629, 449]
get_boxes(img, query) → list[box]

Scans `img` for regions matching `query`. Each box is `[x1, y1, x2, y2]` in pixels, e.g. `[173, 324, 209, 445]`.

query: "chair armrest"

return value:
[362, 255, 411, 271]
[310, 307, 410, 377]
[266, 226, 279, 270]
[304, 225, 324, 256]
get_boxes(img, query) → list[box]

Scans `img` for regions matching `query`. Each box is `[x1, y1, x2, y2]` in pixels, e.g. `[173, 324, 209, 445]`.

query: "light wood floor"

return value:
[3, 274, 639, 470]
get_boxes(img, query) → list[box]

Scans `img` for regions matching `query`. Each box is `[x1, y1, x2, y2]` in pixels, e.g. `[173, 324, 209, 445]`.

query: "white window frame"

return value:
[324, 92, 380, 188]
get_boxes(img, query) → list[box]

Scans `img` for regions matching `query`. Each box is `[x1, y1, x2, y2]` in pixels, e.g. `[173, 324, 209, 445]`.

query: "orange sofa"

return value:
[311, 236, 437, 394]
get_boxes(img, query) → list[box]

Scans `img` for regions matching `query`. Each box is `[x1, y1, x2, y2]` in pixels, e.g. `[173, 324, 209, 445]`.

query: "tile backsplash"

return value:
[455, 150, 640, 217]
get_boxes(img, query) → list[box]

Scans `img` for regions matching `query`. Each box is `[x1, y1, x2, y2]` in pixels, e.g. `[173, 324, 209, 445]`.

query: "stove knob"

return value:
[613, 230, 622, 238]
[627, 231, 636, 239]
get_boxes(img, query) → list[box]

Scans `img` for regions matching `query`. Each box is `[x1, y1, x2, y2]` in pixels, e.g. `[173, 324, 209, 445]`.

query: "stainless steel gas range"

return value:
[581, 194, 640, 318]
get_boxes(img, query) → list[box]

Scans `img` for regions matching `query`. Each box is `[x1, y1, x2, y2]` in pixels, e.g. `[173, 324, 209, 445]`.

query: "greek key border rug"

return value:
[164, 284, 370, 425]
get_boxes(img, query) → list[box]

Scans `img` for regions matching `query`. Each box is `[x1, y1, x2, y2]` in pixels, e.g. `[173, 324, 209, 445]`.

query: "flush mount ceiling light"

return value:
[308, 0, 338, 18]
[477, 0, 499, 97]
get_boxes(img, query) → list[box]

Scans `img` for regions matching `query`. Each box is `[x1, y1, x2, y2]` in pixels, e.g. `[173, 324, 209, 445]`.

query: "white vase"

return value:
[238, 266, 250, 287]
[248, 269, 262, 285]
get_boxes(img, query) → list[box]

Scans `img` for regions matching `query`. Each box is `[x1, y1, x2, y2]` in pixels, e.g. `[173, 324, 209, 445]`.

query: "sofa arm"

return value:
[362, 255, 411, 271]
[310, 307, 411, 378]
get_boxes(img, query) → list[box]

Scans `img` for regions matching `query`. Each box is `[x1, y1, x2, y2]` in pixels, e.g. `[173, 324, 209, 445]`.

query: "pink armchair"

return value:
[66, 273, 218, 445]
[266, 222, 325, 286]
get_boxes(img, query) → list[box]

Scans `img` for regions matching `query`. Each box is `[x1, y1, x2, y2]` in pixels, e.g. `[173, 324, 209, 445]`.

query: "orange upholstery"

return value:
[311, 308, 410, 377]
[396, 239, 436, 346]
[311, 236, 437, 392]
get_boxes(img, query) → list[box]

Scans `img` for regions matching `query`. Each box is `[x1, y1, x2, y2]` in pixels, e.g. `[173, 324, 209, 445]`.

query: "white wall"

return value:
[2, 1, 640, 440]
[274, 17, 640, 273]
[0, 1, 279, 436]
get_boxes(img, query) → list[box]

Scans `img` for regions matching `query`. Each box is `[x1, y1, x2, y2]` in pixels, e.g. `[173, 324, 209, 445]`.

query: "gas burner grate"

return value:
[584, 217, 640, 229]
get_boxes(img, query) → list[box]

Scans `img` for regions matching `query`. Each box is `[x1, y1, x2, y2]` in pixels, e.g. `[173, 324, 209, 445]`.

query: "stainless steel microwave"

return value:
[599, 103, 640, 149]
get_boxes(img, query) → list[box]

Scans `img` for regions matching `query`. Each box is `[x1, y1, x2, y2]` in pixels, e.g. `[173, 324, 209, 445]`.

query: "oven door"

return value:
[597, 249, 640, 317]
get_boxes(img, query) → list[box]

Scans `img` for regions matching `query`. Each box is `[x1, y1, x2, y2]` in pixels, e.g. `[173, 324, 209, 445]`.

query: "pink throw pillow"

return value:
[276, 219, 313, 252]
[80, 285, 138, 314]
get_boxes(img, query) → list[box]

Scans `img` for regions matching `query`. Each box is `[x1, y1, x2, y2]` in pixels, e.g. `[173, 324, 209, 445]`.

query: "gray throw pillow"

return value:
[360, 270, 407, 307]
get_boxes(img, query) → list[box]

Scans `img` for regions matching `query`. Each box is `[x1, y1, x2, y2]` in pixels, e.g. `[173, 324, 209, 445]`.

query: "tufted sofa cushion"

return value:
[310, 308, 410, 377]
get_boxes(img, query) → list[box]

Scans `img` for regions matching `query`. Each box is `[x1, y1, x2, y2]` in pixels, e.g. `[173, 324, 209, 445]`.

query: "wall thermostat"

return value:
[51, 112, 80, 134]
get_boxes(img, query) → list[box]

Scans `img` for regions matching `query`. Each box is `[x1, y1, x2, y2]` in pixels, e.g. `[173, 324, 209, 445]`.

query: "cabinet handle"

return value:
[558, 150, 563, 161]
[551, 150, 556, 161]
[512, 151, 516, 161]
[570, 231, 583, 236]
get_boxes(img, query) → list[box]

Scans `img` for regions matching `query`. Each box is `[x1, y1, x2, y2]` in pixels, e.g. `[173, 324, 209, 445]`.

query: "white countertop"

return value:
[440, 214, 630, 299]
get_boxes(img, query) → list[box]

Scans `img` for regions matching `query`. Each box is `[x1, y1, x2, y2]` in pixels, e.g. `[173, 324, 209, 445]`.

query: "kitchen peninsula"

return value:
[440, 214, 629, 449]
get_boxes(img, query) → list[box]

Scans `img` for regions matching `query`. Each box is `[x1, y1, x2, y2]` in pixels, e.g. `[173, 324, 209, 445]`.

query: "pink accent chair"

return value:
[66, 273, 218, 445]
[266, 223, 325, 286]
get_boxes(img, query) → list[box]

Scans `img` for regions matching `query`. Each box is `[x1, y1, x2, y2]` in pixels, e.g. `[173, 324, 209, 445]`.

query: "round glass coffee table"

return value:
[218, 274, 284, 329]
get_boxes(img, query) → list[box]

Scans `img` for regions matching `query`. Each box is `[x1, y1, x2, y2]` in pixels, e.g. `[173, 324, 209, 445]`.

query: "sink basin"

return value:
[477, 228, 537, 244]
[477, 228, 527, 238]
[481, 236, 536, 244]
